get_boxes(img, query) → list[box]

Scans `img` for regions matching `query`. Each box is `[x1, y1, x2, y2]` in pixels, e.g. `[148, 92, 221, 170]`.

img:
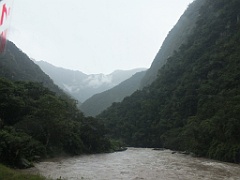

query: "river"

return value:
[24, 148, 240, 180]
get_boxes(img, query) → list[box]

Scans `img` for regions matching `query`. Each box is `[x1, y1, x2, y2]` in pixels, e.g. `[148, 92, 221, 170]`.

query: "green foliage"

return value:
[0, 78, 111, 167]
[0, 127, 45, 167]
[80, 117, 111, 153]
[99, 0, 240, 163]
[109, 139, 126, 151]
[0, 164, 46, 180]
[81, 71, 146, 117]
[0, 41, 64, 96]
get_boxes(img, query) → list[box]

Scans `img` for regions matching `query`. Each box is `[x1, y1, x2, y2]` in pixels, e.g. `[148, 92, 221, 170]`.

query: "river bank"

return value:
[0, 164, 45, 180]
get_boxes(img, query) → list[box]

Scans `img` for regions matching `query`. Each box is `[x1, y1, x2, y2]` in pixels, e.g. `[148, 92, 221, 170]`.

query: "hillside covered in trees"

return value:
[0, 41, 64, 96]
[0, 42, 112, 168]
[81, 71, 146, 117]
[99, 0, 240, 163]
[140, 0, 206, 88]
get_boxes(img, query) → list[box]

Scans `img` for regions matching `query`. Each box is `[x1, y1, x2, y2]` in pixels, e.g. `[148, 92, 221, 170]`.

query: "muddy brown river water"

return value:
[25, 148, 240, 180]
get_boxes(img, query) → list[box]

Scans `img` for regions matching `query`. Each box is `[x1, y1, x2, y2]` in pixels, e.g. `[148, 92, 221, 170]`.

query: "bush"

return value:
[0, 127, 45, 167]
[0, 164, 46, 180]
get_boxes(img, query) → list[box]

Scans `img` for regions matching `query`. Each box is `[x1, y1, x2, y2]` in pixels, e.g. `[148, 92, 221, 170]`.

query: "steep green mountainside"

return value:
[0, 41, 64, 96]
[140, 0, 206, 88]
[0, 42, 112, 168]
[99, 0, 240, 163]
[81, 71, 146, 117]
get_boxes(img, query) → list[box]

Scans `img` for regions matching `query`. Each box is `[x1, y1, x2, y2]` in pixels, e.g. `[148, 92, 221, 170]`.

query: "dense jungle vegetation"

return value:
[0, 78, 111, 168]
[99, 0, 240, 163]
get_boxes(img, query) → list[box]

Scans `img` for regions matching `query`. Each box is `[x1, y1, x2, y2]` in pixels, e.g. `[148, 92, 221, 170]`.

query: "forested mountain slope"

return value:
[0, 41, 64, 96]
[81, 71, 146, 117]
[0, 41, 112, 168]
[140, 0, 206, 88]
[99, 0, 240, 163]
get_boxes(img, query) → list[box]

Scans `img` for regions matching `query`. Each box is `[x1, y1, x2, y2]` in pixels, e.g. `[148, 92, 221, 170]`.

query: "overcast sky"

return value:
[8, 0, 194, 74]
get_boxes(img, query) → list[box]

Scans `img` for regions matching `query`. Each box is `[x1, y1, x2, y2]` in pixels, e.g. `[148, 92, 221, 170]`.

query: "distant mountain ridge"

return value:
[80, 70, 146, 116]
[35, 60, 146, 103]
[79, 0, 206, 116]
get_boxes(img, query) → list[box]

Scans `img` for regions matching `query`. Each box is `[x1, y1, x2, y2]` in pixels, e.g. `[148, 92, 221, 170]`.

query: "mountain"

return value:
[140, 0, 206, 88]
[0, 41, 64, 96]
[80, 70, 146, 117]
[99, 0, 240, 163]
[35, 60, 146, 103]
[0, 41, 112, 167]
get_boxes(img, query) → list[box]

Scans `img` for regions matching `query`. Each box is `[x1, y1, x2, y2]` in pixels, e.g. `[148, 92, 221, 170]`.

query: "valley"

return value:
[0, 0, 240, 179]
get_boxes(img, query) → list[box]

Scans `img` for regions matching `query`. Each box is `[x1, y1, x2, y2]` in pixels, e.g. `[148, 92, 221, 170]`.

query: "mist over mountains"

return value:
[34, 60, 146, 103]
[140, 0, 203, 88]
[76, 0, 205, 116]
[80, 70, 146, 116]
[0, 41, 114, 168]
[99, 0, 240, 163]
[0, 0, 240, 169]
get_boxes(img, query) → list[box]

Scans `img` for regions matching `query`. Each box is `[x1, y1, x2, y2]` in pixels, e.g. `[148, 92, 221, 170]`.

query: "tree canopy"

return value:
[0, 78, 111, 167]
